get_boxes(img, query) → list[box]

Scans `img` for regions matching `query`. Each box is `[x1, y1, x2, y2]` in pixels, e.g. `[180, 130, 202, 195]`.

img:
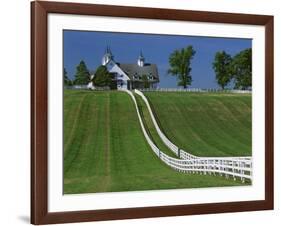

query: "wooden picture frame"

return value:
[31, 1, 274, 224]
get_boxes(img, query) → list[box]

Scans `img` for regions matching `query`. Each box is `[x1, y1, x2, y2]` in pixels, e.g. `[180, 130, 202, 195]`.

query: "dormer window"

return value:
[134, 73, 138, 79]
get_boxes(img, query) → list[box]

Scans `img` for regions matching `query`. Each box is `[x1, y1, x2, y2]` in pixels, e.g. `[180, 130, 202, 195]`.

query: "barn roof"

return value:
[118, 63, 159, 82]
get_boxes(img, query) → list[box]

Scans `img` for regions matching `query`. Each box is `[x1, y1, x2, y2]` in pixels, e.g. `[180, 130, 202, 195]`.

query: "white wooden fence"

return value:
[64, 85, 89, 90]
[132, 89, 252, 182]
[139, 88, 252, 94]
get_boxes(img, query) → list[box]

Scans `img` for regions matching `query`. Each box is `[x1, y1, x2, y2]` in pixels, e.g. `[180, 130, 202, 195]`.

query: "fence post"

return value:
[233, 160, 236, 181]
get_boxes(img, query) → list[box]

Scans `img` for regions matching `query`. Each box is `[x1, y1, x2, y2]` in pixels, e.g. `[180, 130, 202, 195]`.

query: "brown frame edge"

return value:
[31, 1, 274, 225]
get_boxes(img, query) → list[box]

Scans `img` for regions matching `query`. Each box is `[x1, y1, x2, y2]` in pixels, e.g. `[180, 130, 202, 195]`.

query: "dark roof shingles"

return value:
[119, 63, 159, 82]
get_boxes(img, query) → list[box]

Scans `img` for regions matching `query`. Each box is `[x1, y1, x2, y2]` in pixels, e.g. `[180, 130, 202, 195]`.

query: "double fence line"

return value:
[127, 89, 252, 183]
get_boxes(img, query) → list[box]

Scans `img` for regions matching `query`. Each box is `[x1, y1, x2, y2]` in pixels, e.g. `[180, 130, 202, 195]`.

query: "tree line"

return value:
[64, 61, 152, 88]
[212, 48, 252, 90]
[64, 46, 252, 90]
[64, 61, 113, 87]
[167, 46, 252, 90]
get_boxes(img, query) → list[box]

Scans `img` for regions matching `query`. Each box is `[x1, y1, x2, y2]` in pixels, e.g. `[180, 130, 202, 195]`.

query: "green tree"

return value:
[212, 51, 232, 89]
[73, 60, 90, 85]
[167, 46, 196, 88]
[141, 74, 150, 88]
[63, 68, 72, 86]
[93, 65, 112, 87]
[230, 48, 252, 90]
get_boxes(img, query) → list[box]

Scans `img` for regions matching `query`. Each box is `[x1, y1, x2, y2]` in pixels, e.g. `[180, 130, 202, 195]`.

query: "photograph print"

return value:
[63, 30, 252, 195]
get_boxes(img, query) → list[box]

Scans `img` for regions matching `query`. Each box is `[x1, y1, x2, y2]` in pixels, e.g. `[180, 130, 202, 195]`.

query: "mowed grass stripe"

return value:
[64, 91, 109, 193]
[211, 96, 251, 144]
[64, 90, 245, 194]
[172, 95, 249, 155]
[63, 91, 87, 155]
[147, 94, 230, 157]
[92, 92, 112, 192]
[145, 92, 252, 157]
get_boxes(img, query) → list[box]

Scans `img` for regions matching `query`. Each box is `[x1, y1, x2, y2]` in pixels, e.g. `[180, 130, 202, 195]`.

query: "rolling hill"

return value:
[63, 90, 243, 194]
[144, 92, 252, 157]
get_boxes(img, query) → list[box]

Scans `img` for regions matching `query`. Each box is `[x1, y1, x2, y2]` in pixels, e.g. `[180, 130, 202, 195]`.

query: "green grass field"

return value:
[134, 93, 178, 158]
[144, 92, 252, 157]
[63, 90, 244, 194]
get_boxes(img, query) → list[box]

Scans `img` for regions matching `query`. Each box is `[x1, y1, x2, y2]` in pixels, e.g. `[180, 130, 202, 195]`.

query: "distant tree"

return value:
[93, 65, 112, 87]
[63, 68, 72, 86]
[212, 51, 232, 89]
[168, 46, 196, 88]
[141, 74, 150, 88]
[230, 48, 252, 90]
[73, 60, 90, 85]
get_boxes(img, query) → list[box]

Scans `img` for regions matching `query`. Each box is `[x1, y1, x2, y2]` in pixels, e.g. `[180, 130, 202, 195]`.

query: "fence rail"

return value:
[132, 89, 252, 182]
[139, 88, 252, 94]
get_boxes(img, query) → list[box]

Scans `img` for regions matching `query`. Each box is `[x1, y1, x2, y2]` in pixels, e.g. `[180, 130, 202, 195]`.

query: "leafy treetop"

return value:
[212, 51, 232, 90]
[168, 45, 196, 89]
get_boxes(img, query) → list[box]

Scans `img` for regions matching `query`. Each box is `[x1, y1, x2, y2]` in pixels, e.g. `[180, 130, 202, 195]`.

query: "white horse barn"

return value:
[88, 47, 159, 90]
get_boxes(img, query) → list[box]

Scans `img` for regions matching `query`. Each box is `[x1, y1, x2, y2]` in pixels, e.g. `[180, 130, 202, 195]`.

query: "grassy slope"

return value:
[134, 93, 178, 158]
[64, 90, 244, 194]
[145, 92, 252, 157]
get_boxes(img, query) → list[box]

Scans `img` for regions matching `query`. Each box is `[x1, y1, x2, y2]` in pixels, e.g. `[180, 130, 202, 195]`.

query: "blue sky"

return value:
[63, 30, 251, 88]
